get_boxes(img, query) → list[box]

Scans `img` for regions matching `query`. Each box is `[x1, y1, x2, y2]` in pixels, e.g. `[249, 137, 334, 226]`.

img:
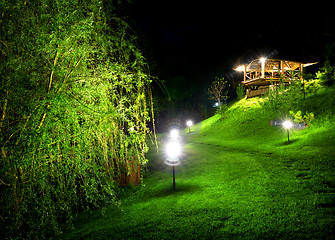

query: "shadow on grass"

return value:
[276, 138, 299, 146]
[150, 183, 201, 199]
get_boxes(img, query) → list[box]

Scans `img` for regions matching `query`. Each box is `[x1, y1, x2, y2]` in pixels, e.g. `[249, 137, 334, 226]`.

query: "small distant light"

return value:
[186, 120, 193, 127]
[129, 126, 135, 132]
[260, 57, 266, 63]
[215, 102, 219, 107]
[283, 120, 293, 129]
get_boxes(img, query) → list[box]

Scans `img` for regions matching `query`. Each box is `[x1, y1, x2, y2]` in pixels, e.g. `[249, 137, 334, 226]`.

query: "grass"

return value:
[63, 87, 335, 239]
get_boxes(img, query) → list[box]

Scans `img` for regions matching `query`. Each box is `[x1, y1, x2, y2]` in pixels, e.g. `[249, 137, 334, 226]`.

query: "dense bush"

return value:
[252, 76, 322, 124]
[316, 60, 335, 86]
[261, 79, 302, 114]
[236, 83, 246, 100]
[0, 0, 154, 238]
[304, 79, 321, 95]
[289, 110, 315, 126]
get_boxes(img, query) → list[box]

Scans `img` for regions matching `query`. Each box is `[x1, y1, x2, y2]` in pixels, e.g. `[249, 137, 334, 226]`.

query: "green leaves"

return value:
[1, 0, 154, 238]
[316, 61, 335, 86]
[289, 110, 315, 126]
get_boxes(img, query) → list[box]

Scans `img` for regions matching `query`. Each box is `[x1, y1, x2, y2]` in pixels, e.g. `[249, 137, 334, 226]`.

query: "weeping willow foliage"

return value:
[0, 0, 154, 238]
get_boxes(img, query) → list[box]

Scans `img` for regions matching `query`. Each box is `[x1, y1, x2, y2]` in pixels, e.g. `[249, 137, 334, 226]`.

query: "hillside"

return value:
[64, 86, 335, 239]
[191, 86, 335, 187]
[195, 85, 335, 161]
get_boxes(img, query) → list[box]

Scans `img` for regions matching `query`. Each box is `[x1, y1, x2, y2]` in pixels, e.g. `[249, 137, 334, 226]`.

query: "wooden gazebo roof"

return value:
[234, 58, 317, 87]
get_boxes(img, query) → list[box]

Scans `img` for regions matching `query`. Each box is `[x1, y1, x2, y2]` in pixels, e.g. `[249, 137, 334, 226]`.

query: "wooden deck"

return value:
[234, 58, 317, 98]
[246, 88, 268, 98]
[243, 76, 295, 86]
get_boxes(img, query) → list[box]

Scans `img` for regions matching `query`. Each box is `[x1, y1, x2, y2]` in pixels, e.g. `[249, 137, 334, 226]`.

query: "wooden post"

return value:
[280, 60, 284, 77]
[117, 158, 141, 187]
[243, 65, 246, 82]
[261, 61, 265, 78]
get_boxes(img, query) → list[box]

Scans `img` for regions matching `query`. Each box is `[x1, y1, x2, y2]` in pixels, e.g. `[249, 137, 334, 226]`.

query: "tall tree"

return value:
[0, 0, 154, 238]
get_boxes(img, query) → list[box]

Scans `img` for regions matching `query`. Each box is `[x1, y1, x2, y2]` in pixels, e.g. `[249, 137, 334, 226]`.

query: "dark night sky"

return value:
[129, 1, 335, 108]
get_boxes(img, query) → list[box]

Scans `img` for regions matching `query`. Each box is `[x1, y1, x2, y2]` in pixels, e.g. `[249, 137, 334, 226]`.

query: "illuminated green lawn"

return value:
[64, 89, 335, 239]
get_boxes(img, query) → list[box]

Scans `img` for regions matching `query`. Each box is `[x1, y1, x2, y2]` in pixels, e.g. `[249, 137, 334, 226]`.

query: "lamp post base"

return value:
[287, 129, 290, 142]
[172, 166, 175, 190]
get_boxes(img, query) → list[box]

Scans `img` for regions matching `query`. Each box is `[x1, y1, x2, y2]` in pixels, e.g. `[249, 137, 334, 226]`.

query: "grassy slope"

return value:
[64, 87, 335, 239]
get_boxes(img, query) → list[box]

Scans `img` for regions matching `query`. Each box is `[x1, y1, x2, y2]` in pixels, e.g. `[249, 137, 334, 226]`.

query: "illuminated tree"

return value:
[0, 0, 155, 238]
[208, 77, 229, 104]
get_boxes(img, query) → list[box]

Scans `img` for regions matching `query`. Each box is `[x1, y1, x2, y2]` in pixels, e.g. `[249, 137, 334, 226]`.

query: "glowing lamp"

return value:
[235, 65, 245, 72]
[283, 120, 293, 129]
[165, 139, 182, 190]
[260, 57, 266, 63]
[165, 141, 181, 160]
[186, 120, 193, 133]
[283, 120, 293, 142]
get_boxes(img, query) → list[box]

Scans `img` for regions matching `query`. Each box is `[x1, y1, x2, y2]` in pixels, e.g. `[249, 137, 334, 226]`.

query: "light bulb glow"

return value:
[235, 65, 245, 71]
[283, 120, 293, 129]
[186, 120, 193, 127]
[166, 141, 181, 160]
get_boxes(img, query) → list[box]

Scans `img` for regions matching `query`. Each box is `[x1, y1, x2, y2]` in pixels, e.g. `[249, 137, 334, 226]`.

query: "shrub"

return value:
[289, 110, 315, 126]
[316, 60, 335, 86]
[216, 104, 228, 116]
[236, 83, 246, 100]
[304, 79, 321, 96]
[261, 78, 303, 114]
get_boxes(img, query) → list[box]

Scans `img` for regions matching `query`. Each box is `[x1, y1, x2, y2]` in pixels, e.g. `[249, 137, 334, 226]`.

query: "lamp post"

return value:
[165, 130, 182, 190]
[186, 120, 193, 133]
[283, 120, 293, 142]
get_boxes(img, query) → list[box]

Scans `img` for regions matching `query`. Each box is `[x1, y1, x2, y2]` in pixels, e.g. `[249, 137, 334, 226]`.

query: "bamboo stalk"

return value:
[0, 178, 10, 186]
[0, 91, 8, 129]
[38, 104, 49, 130]
[48, 51, 59, 93]
[38, 50, 59, 130]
